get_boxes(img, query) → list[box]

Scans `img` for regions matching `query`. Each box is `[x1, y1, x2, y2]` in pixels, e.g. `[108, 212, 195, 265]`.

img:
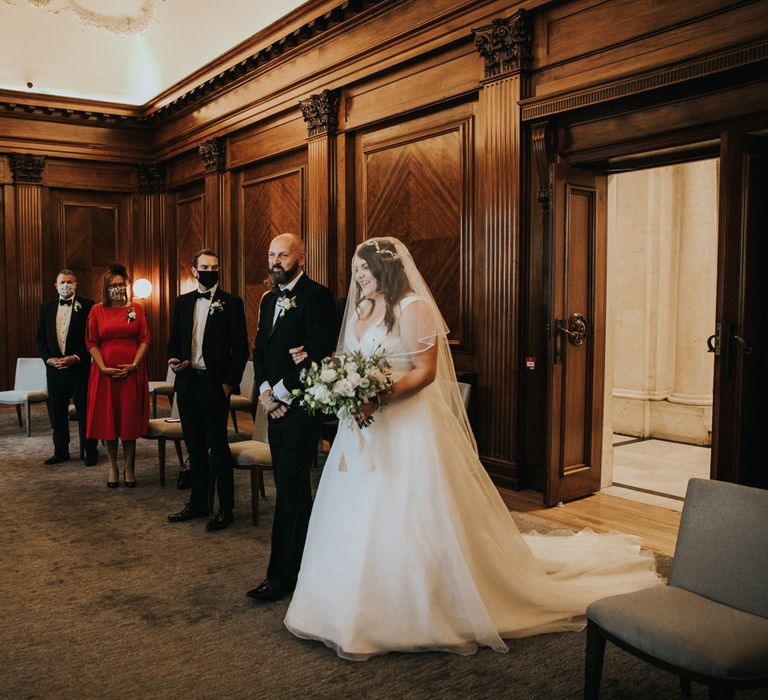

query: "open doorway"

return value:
[601, 159, 718, 509]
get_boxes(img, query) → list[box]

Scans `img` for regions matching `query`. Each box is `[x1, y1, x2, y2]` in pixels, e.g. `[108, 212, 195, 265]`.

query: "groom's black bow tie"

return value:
[195, 291, 212, 300]
[59, 299, 73, 306]
[271, 287, 289, 297]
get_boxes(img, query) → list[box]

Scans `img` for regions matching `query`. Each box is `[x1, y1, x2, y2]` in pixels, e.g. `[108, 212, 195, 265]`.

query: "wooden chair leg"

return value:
[585, 620, 606, 700]
[173, 439, 184, 469]
[249, 469, 260, 526]
[258, 470, 266, 498]
[158, 439, 166, 486]
[15, 404, 22, 428]
[25, 400, 31, 436]
[230, 409, 239, 433]
[679, 676, 692, 697]
[152, 393, 157, 418]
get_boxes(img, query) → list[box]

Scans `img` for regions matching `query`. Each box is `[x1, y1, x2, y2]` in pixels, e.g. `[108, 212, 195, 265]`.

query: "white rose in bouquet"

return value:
[319, 368, 338, 383]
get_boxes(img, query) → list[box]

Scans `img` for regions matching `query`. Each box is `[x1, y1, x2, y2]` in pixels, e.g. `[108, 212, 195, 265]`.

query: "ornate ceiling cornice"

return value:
[146, 0, 386, 123]
[0, 100, 145, 125]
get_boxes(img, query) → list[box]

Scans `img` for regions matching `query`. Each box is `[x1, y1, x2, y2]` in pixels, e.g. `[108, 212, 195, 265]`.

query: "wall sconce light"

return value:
[133, 278, 153, 299]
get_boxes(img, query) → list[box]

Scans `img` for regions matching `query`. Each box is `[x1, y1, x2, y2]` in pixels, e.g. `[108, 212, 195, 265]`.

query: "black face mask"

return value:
[196, 270, 219, 289]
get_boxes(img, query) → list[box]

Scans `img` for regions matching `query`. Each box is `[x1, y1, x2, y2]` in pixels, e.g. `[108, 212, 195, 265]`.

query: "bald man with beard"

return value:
[247, 233, 337, 602]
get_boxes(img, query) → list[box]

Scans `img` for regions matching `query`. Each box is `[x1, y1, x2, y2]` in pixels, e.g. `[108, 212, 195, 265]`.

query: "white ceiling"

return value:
[0, 0, 308, 105]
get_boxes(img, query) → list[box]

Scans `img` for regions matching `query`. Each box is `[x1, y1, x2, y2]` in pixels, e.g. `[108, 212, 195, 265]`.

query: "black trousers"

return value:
[266, 408, 319, 585]
[176, 371, 234, 512]
[46, 367, 97, 457]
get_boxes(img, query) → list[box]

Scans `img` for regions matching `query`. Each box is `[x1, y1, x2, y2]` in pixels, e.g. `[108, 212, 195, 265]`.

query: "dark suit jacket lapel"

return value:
[268, 275, 307, 341]
[46, 300, 59, 354]
[181, 293, 197, 356]
[202, 289, 223, 346]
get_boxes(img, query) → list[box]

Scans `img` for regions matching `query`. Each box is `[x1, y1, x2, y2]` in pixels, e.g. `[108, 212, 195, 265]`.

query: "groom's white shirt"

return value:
[259, 271, 304, 404]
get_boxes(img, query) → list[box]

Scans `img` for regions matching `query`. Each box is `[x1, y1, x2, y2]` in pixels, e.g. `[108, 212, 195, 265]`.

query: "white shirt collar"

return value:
[197, 283, 218, 297]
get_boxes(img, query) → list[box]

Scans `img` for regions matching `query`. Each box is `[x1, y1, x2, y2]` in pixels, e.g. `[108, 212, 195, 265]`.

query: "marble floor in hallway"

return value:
[603, 435, 711, 512]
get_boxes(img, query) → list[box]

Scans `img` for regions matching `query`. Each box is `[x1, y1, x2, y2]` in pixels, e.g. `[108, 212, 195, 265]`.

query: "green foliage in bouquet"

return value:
[292, 349, 393, 427]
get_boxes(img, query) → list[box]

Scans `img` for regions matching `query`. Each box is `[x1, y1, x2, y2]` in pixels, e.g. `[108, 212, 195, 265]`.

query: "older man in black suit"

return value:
[247, 233, 337, 602]
[166, 248, 249, 531]
[36, 268, 98, 466]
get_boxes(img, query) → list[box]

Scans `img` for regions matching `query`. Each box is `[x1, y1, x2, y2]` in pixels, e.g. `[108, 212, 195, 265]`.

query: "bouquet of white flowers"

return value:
[292, 349, 393, 427]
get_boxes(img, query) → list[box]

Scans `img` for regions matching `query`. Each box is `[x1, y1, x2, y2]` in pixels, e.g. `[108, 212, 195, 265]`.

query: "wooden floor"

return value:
[498, 488, 680, 557]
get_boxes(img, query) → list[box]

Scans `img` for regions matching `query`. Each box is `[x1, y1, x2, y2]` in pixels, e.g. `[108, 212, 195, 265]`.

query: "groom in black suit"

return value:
[167, 249, 249, 531]
[247, 233, 337, 601]
[36, 269, 98, 465]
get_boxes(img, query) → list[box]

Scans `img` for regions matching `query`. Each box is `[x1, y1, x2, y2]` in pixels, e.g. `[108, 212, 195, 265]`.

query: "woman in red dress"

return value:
[86, 264, 151, 488]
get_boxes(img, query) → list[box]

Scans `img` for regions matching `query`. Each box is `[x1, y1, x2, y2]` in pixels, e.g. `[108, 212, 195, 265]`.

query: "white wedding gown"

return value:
[284, 297, 660, 661]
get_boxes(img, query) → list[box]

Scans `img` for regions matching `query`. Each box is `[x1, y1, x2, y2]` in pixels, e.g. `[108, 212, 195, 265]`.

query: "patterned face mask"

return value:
[57, 281, 76, 299]
[108, 285, 127, 303]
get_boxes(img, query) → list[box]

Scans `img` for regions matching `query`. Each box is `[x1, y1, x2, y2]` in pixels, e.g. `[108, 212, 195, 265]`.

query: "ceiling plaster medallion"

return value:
[2, 0, 164, 36]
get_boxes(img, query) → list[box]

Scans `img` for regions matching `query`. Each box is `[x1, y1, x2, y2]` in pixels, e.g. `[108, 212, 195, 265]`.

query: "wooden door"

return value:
[711, 132, 768, 488]
[545, 164, 607, 505]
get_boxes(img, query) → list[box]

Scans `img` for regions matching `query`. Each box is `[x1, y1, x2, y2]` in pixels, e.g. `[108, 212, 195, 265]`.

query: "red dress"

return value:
[85, 303, 151, 440]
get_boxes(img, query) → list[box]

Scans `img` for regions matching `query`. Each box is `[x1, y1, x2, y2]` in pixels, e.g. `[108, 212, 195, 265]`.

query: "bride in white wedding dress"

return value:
[284, 237, 659, 661]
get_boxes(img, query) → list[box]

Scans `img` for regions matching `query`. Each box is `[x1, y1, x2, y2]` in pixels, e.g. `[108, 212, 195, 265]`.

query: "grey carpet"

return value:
[1, 405, 764, 699]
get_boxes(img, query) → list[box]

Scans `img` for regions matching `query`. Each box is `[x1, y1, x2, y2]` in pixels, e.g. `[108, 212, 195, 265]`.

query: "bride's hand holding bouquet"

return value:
[290, 348, 393, 427]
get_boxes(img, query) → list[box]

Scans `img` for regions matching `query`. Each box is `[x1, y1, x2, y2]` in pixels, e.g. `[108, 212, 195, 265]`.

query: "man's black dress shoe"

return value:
[246, 578, 295, 602]
[44, 453, 70, 465]
[167, 504, 209, 522]
[205, 511, 234, 531]
[84, 452, 98, 466]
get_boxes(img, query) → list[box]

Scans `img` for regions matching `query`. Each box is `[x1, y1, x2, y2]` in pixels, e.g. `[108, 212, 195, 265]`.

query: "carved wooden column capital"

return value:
[9, 153, 45, 183]
[299, 89, 340, 137]
[473, 11, 531, 80]
[137, 162, 165, 193]
[199, 137, 226, 172]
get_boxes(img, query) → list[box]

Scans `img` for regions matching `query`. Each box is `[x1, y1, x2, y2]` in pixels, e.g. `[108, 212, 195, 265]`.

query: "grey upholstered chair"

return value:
[228, 360, 256, 433]
[229, 407, 272, 525]
[142, 393, 185, 485]
[585, 478, 768, 700]
[0, 358, 48, 436]
[148, 366, 174, 418]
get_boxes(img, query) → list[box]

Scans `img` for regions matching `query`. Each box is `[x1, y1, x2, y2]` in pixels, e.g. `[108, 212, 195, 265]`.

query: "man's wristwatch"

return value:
[269, 391, 282, 405]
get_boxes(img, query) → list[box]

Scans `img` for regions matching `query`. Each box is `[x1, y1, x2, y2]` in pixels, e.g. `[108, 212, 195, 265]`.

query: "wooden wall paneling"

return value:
[0, 182, 9, 388]
[237, 152, 306, 345]
[134, 162, 167, 380]
[0, 113, 152, 164]
[44, 160, 137, 193]
[229, 113, 308, 170]
[529, 0, 768, 101]
[335, 133, 357, 300]
[356, 107, 474, 356]
[173, 183, 206, 297]
[48, 192, 129, 305]
[10, 155, 47, 362]
[472, 11, 532, 487]
[301, 90, 340, 288]
[165, 150, 206, 191]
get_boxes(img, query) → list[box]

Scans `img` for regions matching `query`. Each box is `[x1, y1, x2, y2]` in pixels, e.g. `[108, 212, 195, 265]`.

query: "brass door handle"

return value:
[559, 313, 587, 346]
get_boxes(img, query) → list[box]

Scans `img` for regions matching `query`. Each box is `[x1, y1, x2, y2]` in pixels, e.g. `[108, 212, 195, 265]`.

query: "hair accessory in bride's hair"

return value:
[363, 240, 400, 259]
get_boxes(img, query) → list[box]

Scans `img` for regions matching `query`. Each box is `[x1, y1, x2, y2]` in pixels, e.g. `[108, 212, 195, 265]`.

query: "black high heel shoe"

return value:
[107, 480, 120, 488]
[123, 472, 136, 488]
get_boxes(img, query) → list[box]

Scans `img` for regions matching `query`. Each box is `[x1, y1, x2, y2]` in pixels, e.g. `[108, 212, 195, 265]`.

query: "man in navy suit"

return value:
[166, 249, 249, 531]
[247, 233, 337, 601]
[36, 269, 98, 466]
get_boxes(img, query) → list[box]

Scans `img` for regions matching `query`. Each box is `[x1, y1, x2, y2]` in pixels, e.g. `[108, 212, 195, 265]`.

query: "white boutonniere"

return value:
[276, 295, 297, 318]
[127, 306, 136, 323]
[72, 300, 82, 313]
[209, 299, 225, 317]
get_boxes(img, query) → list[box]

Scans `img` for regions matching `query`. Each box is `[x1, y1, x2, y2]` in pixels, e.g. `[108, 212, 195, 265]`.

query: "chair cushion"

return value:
[588, 585, 768, 679]
[0, 390, 47, 403]
[148, 381, 174, 395]
[143, 419, 184, 438]
[229, 395, 254, 410]
[230, 440, 272, 466]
